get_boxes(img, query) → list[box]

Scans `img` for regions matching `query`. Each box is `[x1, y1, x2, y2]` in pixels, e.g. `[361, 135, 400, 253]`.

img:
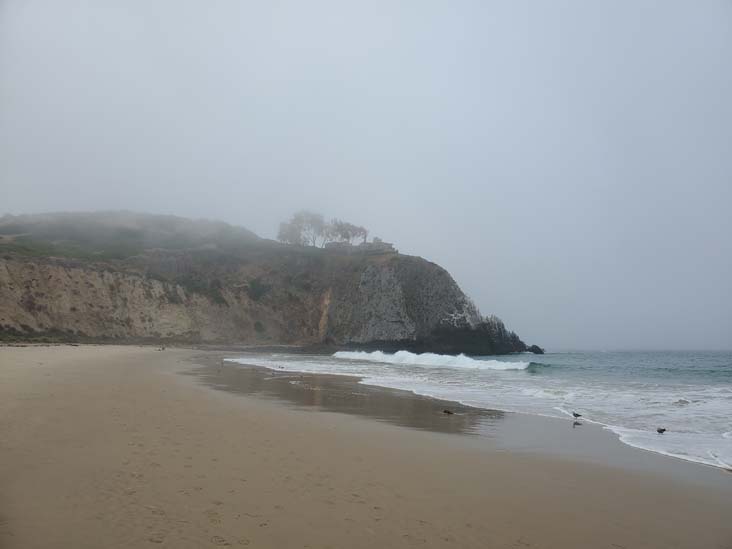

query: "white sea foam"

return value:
[609, 426, 732, 469]
[333, 350, 530, 370]
[226, 350, 732, 470]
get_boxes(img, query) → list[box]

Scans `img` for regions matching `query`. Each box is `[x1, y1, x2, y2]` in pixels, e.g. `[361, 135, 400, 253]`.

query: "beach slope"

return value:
[0, 345, 730, 548]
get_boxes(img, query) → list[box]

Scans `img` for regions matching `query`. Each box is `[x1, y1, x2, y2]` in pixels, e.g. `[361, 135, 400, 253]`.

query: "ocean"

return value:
[227, 350, 732, 470]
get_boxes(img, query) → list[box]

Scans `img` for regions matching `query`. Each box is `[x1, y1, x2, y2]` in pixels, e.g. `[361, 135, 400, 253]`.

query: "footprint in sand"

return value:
[204, 509, 222, 525]
[145, 506, 166, 517]
[148, 532, 165, 544]
[210, 535, 230, 546]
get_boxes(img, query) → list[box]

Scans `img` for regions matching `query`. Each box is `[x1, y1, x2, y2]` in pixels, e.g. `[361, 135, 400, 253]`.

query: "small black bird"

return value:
[657, 428, 667, 434]
[442, 409, 454, 415]
[572, 412, 582, 419]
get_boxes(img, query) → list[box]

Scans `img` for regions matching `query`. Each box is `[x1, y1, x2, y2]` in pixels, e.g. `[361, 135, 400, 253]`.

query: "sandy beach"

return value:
[1, 345, 731, 549]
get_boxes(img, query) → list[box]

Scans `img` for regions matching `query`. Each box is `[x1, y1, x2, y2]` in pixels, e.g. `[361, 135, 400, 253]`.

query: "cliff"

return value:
[0, 212, 536, 354]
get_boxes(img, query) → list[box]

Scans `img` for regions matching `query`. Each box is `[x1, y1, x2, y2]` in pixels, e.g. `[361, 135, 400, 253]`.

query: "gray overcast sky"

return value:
[1, 1, 731, 350]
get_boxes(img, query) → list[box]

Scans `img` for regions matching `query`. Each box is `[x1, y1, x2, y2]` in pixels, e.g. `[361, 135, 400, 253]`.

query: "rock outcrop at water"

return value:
[0, 212, 539, 354]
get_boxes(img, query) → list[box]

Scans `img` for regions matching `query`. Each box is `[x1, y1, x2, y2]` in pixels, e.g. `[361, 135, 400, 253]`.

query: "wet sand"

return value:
[191, 357, 731, 484]
[1, 345, 731, 548]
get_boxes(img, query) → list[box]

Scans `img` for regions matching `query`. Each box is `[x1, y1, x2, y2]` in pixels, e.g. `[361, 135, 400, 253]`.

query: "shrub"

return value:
[246, 277, 271, 301]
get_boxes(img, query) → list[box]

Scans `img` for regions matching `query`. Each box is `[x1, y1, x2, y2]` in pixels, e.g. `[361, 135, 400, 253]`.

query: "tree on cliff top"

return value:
[277, 211, 325, 246]
[329, 219, 368, 244]
[277, 211, 368, 247]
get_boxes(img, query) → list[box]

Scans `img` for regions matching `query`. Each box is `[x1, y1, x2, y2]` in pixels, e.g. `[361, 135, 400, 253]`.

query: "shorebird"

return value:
[572, 411, 582, 419]
[657, 428, 667, 434]
[442, 409, 454, 415]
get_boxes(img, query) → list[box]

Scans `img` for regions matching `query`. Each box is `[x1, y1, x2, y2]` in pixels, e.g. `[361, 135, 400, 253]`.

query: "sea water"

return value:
[227, 350, 732, 470]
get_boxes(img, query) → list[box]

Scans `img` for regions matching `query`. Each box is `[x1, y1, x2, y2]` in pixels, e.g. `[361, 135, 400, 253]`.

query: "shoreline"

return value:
[3, 342, 728, 472]
[1, 345, 731, 548]
[219, 351, 732, 473]
[196, 357, 731, 484]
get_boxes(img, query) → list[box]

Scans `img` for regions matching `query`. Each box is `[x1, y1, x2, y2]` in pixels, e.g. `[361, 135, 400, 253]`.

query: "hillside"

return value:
[0, 212, 538, 354]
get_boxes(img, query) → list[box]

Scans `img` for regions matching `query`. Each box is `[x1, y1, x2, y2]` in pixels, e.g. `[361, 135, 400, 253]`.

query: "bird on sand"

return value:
[572, 411, 582, 419]
[442, 409, 454, 415]
[657, 428, 667, 434]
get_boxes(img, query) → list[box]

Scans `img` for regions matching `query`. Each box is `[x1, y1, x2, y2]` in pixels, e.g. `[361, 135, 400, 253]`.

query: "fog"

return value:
[1, 1, 731, 350]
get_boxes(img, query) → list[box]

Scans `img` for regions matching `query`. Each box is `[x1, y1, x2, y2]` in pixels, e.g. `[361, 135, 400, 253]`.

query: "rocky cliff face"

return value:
[320, 256, 481, 344]
[0, 258, 266, 342]
[0, 213, 534, 354]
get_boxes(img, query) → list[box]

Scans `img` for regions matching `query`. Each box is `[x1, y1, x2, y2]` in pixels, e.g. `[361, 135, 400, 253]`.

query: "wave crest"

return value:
[333, 350, 530, 370]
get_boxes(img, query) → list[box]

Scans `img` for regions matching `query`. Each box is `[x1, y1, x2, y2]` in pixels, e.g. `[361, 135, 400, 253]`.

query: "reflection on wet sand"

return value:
[183, 355, 732, 487]
[186, 360, 505, 435]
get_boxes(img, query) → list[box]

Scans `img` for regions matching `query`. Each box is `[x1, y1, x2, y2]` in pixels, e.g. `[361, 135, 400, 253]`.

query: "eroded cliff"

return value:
[0, 212, 533, 354]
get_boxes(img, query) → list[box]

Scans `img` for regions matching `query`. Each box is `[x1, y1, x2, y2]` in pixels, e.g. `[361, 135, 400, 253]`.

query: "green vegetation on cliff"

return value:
[0, 212, 537, 354]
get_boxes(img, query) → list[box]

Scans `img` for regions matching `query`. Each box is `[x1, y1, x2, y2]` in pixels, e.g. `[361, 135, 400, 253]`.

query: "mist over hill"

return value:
[0, 212, 537, 354]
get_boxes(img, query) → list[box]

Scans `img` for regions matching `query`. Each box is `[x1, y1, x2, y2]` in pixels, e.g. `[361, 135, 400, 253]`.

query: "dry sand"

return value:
[1, 345, 730, 549]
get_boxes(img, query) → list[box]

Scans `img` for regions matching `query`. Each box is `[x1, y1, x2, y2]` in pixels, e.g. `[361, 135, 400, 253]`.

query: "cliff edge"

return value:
[0, 212, 538, 354]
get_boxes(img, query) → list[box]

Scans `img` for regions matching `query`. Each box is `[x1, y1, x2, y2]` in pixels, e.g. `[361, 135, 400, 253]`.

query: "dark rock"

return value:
[345, 319, 531, 356]
[528, 345, 544, 354]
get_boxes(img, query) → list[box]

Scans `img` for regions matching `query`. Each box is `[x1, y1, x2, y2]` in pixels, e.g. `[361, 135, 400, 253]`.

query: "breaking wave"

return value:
[226, 350, 732, 470]
[333, 350, 531, 370]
